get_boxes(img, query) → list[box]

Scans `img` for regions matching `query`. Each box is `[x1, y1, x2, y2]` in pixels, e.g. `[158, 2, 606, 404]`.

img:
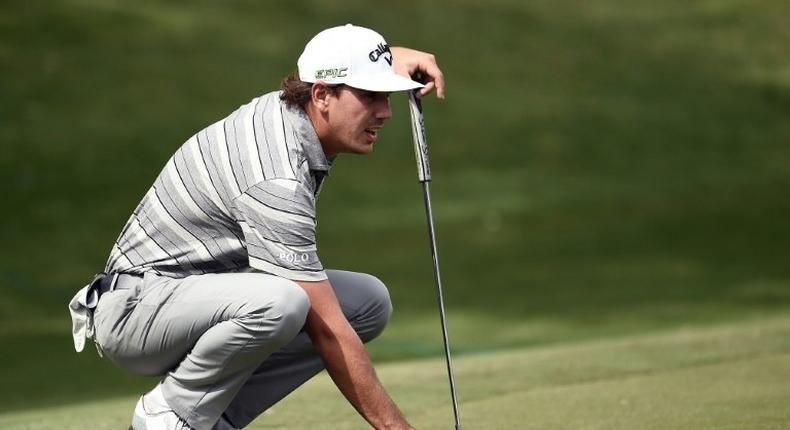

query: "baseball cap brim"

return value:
[344, 72, 424, 92]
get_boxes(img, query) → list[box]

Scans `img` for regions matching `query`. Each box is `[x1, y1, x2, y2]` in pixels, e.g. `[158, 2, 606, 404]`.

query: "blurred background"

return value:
[2, 0, 789, 417]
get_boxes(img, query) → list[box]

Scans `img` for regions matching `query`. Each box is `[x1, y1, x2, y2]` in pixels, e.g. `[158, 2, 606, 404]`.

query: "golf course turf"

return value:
[2, 0, 790, 428]
[2, 317, 789, 429]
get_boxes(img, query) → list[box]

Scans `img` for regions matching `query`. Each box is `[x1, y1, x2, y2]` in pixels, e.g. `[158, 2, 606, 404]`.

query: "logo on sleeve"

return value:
[279, 251, 311, 264]
[368, 43, 392, 66]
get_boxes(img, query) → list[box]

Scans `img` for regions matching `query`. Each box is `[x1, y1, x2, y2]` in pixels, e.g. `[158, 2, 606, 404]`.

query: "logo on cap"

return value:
[315, 67, 348, 80]
[368, 43, 392, 66]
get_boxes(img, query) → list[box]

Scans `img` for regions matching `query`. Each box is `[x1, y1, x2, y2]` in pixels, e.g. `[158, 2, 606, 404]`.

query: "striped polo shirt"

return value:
[104, 91, 331, 281]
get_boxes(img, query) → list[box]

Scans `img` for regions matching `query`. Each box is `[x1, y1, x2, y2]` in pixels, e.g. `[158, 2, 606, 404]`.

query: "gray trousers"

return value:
[93, 270, 393, 430]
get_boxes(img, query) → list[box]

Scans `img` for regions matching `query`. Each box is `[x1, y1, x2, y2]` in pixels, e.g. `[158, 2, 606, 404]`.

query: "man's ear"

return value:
[310, 82, 333, 113]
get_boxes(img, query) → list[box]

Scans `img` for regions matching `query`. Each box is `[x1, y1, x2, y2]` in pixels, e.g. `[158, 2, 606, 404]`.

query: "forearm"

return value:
[313, 319, 409, 429]
[298, 280, 412, 429]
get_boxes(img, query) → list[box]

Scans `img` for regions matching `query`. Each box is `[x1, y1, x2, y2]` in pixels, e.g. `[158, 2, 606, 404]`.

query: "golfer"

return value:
[68, 24, 445, 430]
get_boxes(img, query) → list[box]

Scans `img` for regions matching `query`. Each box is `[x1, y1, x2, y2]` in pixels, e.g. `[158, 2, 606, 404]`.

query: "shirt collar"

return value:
[281, 98, 333, 173]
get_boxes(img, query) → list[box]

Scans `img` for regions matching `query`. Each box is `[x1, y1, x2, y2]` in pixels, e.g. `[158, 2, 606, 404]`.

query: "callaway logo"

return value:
[368, 43, 392, 66]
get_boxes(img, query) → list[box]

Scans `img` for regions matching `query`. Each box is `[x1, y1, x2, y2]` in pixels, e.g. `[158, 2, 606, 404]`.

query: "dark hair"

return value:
[280, 72, 343, 109]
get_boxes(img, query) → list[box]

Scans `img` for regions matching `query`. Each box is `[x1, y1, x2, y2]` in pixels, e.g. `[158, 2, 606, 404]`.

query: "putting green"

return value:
[4, 317, 789, 429]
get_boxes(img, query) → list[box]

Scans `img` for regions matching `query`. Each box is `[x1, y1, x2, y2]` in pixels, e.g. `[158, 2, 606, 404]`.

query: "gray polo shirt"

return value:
[104, 91, 330, 281]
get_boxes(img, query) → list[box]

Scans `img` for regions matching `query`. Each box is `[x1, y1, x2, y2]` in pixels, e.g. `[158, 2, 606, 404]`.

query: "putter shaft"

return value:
[421, 182, 462, 430]
[409, 91, 462, 430]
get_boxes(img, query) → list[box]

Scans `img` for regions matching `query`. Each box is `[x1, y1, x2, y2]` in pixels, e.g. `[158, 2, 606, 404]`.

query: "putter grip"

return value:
[408, 91, 431, 182]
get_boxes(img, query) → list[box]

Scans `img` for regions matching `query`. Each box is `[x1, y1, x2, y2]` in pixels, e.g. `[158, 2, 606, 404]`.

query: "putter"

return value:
[408, 90, 462, 430]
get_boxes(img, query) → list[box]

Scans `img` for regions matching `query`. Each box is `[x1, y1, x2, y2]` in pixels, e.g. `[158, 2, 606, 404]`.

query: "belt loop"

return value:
[109, 273, 120, 292]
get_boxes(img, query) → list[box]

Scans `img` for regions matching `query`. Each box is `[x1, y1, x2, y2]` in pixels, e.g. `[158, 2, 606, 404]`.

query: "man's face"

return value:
[323, 86, 392, 156]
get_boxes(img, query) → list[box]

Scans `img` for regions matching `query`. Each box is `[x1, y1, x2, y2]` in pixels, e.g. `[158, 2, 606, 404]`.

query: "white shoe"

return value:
[130, 395, 194, 430]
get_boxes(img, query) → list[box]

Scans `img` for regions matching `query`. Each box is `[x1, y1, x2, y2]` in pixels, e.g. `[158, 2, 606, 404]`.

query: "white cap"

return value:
[297, 24, 424, 92]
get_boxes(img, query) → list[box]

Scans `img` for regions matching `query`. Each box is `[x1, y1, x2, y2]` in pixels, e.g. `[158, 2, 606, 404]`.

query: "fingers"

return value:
[417, 81, 436, 98]
[391, 46, 446, 99]
[426, 69, 445, 99]
[412, 55, 445, 99]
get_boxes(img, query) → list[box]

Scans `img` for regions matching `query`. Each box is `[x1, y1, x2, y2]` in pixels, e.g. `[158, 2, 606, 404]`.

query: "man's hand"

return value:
[391, 47, 446, 99]
[297, 280, 414, 430]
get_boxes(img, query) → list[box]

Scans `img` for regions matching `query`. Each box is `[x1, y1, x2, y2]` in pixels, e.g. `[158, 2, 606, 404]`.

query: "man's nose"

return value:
[376, 95, 392, 120]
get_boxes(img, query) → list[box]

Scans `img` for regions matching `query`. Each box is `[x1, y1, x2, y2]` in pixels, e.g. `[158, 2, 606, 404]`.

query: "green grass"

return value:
[3, 317, 790, 429]
[2, 0, 790, 422]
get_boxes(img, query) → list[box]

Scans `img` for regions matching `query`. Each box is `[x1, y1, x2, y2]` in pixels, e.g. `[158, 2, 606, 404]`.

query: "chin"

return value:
[351, 141, 374, 154]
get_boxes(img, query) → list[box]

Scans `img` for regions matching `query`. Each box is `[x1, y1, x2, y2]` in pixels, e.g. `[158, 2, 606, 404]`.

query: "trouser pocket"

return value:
[92, 288, 141, 363]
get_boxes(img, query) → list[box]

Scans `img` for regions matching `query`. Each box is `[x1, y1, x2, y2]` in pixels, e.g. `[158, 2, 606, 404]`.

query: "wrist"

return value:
[377, 421, 412, 430]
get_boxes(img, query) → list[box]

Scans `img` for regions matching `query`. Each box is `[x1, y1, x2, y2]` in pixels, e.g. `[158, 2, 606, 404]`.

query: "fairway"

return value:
[5, 317, 789, 429]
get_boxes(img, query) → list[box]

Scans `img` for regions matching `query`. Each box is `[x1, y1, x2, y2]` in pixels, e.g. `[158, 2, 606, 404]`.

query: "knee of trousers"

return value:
[352, 275, 393, 343]
[241, 281, 310, 348]
[228, 279, 310, 350]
